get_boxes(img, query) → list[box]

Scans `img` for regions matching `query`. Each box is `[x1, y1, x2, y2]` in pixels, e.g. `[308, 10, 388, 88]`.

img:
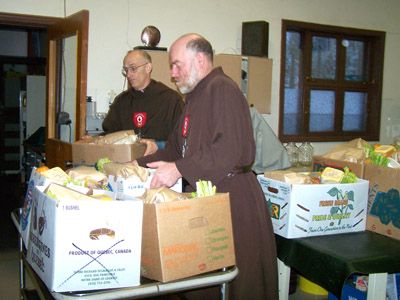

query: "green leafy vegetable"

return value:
[191, 180, 217, 198]
[371, 152, 389, 166]
[362, 143, 390, 166]
[341, 167, 357, 183]
[95, 157, 112, 173]
[363, 143, 375, 158]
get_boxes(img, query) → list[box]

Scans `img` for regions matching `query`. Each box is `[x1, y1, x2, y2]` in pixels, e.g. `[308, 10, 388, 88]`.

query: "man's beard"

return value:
[176, 62, 200, 94]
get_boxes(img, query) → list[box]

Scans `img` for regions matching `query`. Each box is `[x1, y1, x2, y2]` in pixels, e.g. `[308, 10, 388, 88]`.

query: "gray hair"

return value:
[125, 49, 152, 63]
[186, 36, 213, 63]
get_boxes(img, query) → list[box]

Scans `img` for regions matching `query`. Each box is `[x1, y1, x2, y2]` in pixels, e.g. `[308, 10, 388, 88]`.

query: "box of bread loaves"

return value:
[26, 182, 143, 292]
[72, 130, 147, 166]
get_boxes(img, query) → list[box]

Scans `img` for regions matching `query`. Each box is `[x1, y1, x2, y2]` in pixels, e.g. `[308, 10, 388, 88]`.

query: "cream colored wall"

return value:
[2, 0, 400, 155]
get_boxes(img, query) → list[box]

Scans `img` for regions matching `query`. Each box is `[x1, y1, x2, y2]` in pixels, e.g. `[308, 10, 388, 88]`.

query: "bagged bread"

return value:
[41, 167, 71, 184]
[140, 187, 188, 204]
[323, 138, 368, 163]
[103, 162, 150, 181]
[264, 170, 313, 184]
[97, 130, 138, 145]
[45, 183, 94, 201]
[66, 166, 108, 189]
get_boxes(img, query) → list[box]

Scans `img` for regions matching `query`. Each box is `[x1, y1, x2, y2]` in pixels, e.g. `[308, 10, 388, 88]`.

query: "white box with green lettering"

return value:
[257, 175, 369, 238]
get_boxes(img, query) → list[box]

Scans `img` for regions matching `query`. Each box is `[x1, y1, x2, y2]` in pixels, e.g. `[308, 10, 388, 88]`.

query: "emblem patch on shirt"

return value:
[134, 112, 147, 139]
[134, 112, 147, 128]
[182, 115, 189, 157]
[182, 115, 189, 137]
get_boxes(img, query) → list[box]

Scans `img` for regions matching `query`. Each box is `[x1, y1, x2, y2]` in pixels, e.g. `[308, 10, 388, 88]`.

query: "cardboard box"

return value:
[72, 137, 146, 166]
[140, 193, 236, 282]
[312, 155, 365, 178]
[365, 163, 400, 240]
[257, 175, 369, 238]
[26, 183, 143, 292]
[107, 169, 182, 197]
[312, 155, 400, 241]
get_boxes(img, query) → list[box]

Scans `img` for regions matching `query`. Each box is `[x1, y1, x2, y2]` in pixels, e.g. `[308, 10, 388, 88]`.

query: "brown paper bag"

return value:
[140, 187, 188, 204]
[323, 138, 368, 163]
[66, 166, 108, 189]
[103, 162, 149, 181]
[264, 170, 312, 184]
[97, 130, 138, 145]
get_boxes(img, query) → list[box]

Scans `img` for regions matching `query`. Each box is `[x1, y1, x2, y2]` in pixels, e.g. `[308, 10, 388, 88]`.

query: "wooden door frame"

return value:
[46, 10, 88, 143]
[0, 12, 62, 29]
[45, 10, 88, 169]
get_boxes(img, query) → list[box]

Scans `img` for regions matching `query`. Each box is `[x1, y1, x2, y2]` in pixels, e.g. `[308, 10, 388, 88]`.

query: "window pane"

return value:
[283, 89, 302, 135]
[309, 90, 335, 132]
[285, 31, 301, 88]
[344, 39, 368, 81]
[283, 31, 302, 135]
[312, 36, 337, 79]
[343, 92, 367, 131]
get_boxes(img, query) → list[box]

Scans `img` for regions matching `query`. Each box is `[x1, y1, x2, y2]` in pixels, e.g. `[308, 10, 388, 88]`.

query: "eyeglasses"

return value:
[121, 63, 148, 76]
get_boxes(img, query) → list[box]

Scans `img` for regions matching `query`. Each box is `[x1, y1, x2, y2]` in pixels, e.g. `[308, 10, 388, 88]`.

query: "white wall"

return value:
[2, 0, 400, 155]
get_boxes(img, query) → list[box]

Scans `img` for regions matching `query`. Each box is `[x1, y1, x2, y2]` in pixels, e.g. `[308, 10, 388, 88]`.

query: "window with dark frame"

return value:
[279, 20, 385, 143]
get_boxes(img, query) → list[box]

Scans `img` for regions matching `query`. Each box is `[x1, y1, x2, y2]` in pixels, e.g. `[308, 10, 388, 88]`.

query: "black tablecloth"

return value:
[275, 231, 400, 298]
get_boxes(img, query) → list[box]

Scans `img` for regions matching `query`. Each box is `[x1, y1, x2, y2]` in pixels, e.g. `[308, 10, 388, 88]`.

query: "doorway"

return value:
[0, 13, 62, 256]
[0, 13, 61, 175]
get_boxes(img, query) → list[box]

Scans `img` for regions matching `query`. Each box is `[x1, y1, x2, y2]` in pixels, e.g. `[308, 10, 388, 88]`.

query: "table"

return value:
[11, 209, 238, 300]
[275, 231, 400, 300]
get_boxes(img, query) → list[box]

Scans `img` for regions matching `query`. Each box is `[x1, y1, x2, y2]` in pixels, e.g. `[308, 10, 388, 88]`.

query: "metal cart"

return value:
[11, 209, 238, 300]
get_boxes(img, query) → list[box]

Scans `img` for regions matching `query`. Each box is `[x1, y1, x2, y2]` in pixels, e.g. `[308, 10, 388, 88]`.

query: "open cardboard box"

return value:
[312, 155, 365, 178]
[140, 193, 236, 282]
[364, 163, 400, 240]
[312, 155, 400, 241]
[26, 183, 143, 292]
[72, 137, 146, 166]
[257, 174, 369, 238]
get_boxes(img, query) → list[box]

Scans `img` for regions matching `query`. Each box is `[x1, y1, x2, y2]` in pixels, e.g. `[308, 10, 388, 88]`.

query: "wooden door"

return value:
[45, 10, 88, 169]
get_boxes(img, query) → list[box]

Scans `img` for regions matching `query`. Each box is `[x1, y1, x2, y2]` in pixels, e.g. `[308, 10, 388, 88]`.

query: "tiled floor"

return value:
[0, 249, 34, 300]
[0, 173, 27, 300]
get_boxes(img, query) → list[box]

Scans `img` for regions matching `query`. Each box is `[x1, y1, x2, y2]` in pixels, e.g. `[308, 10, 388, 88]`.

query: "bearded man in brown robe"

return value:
[134, 33, 279, 300]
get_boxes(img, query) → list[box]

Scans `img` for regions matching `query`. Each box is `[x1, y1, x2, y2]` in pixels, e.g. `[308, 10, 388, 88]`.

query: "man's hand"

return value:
[140, 139, 159, 156]
[147, 161, 182, 188]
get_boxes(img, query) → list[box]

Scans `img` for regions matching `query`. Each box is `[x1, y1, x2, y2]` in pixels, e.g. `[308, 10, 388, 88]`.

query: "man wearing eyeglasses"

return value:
[102, 49, 184, 155]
